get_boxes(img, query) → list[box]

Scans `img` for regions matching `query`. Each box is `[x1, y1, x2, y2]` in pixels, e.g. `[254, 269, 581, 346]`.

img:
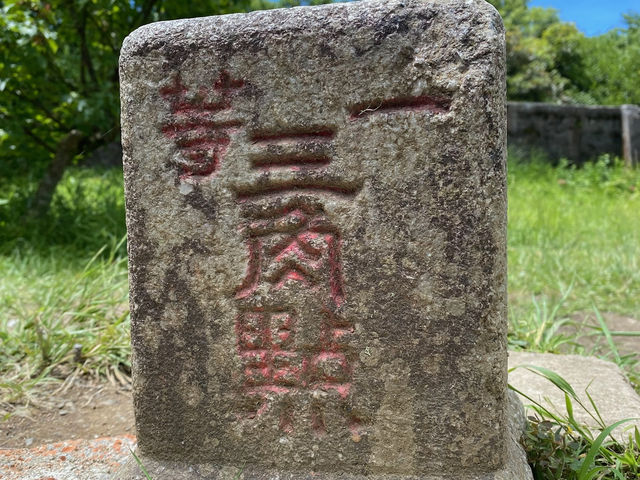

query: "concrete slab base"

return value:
[508, 351, 640, 440]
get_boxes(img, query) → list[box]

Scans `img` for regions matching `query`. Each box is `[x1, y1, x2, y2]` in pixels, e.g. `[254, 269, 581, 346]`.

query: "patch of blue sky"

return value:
[529, 0, 639, 36]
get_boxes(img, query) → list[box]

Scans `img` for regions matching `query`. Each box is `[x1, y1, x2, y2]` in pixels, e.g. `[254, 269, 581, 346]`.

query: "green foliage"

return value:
[507, 152, 640, 323]
[1, 0, 126, 179]
[511, 366, 640, 479]
[582, 306, 640, 392]
[487, 1, 640, 104]
[0, 0, 333, 203]
[508, 288, 577, 353]
[0, 242, 129, 414]
[0, 166, 126, 255]
[580, 14, 640, 105]
[507, 152, 640, 390]
[487, 0, 587, 102]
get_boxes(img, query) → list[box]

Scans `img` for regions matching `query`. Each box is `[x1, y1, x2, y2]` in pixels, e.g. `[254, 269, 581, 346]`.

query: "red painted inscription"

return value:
[226, 91, 447, 433]
[160, 71, 245, 182]
[234, 147, 360, 433]
[236, 205, 345, 307]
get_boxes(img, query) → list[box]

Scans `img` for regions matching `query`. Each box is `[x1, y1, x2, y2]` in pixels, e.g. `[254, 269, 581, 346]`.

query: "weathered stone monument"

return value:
[118, 0, 532, 478]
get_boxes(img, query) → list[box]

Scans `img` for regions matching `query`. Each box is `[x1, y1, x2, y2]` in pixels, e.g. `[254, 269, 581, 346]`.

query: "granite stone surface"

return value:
[119, 1, 529, 478]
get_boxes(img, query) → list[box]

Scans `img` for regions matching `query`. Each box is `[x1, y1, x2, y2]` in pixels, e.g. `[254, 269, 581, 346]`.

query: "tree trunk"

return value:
[30, 130, 84, 217]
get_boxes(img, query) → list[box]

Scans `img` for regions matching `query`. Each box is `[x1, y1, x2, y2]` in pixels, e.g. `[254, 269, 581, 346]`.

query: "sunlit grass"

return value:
[507, 154, 640, 352]
[0, 242, 130, 416]
[0, 166, 130, 413]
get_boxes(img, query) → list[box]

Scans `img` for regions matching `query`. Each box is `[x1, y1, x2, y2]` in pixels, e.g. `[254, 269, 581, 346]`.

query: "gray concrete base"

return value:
[115, 392, 532, 480]
[509, 351, 640, 440]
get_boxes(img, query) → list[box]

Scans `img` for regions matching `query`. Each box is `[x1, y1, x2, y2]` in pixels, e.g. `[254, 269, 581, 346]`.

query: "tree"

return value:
[0, 0, 331, 216]
[579, 13, 640, 105]
[487, 0, 640, 105]
[487, 0, 587, 103]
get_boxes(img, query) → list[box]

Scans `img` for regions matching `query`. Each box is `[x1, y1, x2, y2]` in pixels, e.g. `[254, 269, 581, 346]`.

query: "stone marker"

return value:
[118, 1, 531, 478]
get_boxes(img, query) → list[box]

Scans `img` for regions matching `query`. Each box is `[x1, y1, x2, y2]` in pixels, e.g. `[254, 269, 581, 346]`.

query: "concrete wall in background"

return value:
[507, 102, 640, 166]
[622, 105, 640, 167]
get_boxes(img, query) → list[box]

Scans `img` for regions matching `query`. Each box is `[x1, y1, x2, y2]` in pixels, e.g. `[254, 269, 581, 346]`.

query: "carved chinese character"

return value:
[160, 72, 244, 182]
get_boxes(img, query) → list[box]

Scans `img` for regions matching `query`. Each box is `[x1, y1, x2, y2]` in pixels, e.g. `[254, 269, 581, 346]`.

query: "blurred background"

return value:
[0, 0, 639, 437]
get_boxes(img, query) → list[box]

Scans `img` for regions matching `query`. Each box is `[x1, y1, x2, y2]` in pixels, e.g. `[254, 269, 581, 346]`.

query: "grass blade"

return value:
[128, 447, 152, 480]
[592, 305, 621, 364]
[577, 418, 636, 479]
[519, 364, 579, 399]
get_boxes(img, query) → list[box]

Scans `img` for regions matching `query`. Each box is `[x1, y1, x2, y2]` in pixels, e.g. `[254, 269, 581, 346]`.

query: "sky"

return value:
[529, 0, 638, 36]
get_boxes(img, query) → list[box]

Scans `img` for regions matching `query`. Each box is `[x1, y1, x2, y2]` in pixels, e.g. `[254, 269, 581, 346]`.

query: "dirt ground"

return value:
[0, 380, 134, 449]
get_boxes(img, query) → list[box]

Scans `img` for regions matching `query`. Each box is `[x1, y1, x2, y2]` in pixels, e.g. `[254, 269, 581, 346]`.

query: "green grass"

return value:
[507, 153, 640, 354]
[0, 166, 127, 256]
[0, 166, 129, 415]
[511, 365, 640, 480]
[0, 244, 130, 416]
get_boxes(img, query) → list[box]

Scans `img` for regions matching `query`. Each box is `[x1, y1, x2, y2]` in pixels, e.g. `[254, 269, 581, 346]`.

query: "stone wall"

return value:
[507, 101, 640, 166]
